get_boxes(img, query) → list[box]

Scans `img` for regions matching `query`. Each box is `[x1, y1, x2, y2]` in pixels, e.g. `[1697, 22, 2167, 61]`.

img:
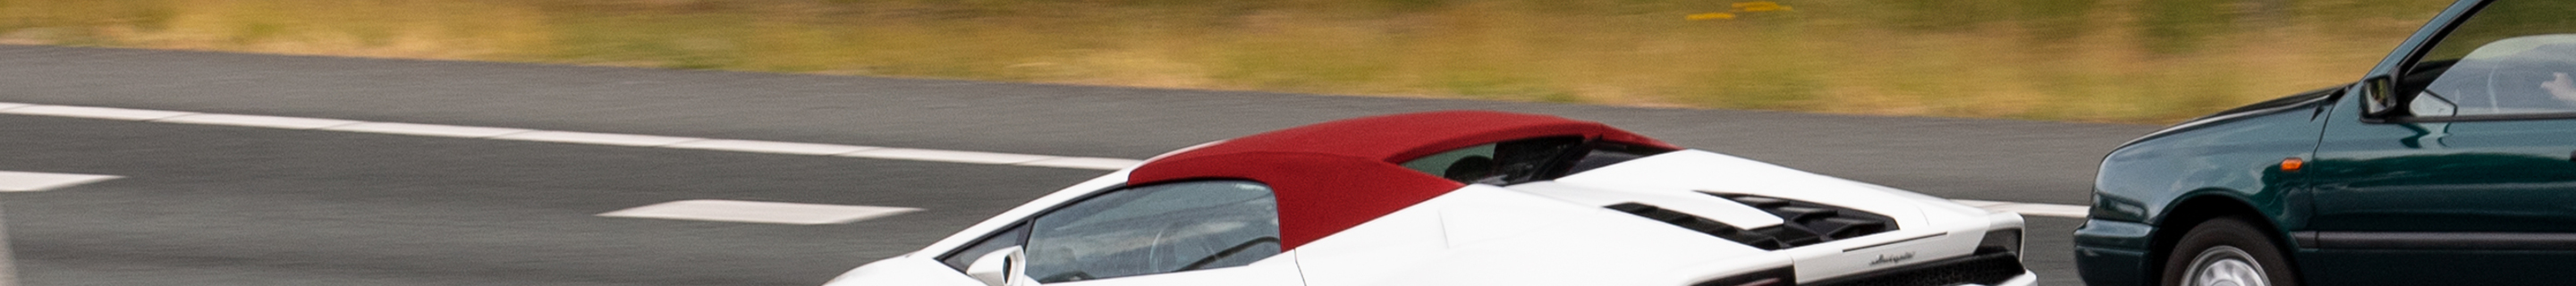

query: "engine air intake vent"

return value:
[1606, 203, 1808, 250]
[1712, 194, 1897, 241]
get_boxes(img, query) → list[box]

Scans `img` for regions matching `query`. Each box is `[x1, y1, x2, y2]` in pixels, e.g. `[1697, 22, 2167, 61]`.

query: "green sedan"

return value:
[2079, 0, 2576, 285]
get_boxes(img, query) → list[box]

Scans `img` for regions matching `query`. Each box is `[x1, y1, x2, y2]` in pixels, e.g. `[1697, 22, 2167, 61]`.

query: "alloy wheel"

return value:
[2182, 245, 2270, 286]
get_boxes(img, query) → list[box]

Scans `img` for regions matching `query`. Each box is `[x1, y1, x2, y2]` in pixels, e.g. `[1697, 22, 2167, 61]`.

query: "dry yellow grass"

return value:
[0, 0, 2456, 123]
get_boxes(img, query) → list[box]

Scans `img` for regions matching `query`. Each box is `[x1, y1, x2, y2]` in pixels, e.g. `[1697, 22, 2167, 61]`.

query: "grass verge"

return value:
[0, 0, 2457, 123]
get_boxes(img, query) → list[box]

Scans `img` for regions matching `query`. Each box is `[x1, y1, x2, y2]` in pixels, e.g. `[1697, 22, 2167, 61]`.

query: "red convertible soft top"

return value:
[1128, 110, 1674, 249]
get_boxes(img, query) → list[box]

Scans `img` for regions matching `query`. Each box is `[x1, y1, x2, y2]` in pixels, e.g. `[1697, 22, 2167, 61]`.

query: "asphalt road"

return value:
[0, 45, 2159, 285]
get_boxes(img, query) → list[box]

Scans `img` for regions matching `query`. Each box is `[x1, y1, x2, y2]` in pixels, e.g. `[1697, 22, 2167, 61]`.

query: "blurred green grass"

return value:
[0, 0, 2456, 123]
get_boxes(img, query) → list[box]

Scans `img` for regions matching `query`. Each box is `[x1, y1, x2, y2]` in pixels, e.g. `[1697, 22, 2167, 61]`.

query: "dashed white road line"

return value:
[0, 171, 123, 192]
[0, 102, 2095, 217]
[0, 105, 196, 121]
[600, 199, 921, 224]
[155, 114, 365, 130]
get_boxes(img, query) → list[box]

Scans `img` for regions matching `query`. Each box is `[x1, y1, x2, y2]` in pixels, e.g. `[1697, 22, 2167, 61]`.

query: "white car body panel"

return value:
[1504, 181, 1790, 229]
[823, 257, 981, 286]
[1046, 254, 1304, 286]
[826, 149, 2039, 286]
[1294, 185, 1779, 286]
[1551, 149, 2028, 282]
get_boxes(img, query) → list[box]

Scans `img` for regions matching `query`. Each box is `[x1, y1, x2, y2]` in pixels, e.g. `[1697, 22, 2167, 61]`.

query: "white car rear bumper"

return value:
[1986, 270, 2041, 286]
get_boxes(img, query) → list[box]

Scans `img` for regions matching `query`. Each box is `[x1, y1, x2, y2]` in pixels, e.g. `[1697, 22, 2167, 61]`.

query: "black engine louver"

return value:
[1603, 194, 1896, 250]
[1715, 194, 1897, 242]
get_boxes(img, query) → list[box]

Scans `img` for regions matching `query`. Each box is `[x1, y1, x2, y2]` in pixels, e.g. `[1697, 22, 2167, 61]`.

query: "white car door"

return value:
[1036, 254, 1304, 286]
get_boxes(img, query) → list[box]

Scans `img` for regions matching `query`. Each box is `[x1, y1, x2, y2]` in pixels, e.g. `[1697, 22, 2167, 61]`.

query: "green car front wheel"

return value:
[2161, 217, 2299, 286]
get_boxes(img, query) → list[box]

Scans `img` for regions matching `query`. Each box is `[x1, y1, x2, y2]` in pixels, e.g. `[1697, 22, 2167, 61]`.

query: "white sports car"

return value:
[824, 111, 2036, 286]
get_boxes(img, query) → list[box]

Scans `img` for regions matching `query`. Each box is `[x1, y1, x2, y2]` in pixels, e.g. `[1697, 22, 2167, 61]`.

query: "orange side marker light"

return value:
[2280, 157, 2304, 172]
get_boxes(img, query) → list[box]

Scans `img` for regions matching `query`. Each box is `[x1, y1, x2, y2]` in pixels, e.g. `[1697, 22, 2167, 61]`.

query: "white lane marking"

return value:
[1953, 199, 2089, 218]
[154, 114, 365, 130]
[0, 171, 122, 192]
[840, 148, 1058, 164]
[0, 102, 2105, 214]
[492, 130, 705, 147]
[323, 122, 534, 138]
[1015, 157, 1145, 170]
[600, 199, 921, 225]
[665, 139, 881, 156]
[1984, 204, 2090, 218]
[0, 105, 197, 121]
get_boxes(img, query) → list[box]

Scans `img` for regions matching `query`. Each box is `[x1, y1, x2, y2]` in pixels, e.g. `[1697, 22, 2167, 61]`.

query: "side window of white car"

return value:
[1398, 136, 1586, 184]
[1023, 181, 1280, 283]
[1399, 137, 1672, 184]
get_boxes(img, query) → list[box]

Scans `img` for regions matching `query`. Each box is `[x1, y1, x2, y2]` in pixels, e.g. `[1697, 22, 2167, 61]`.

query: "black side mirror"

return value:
[2361, 76, 2403, 118]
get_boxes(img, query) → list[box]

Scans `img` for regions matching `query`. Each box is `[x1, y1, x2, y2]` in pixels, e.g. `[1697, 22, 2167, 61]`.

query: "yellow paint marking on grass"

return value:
[1733, 2, 1792, 12]
[1686, 13, 1738, 21]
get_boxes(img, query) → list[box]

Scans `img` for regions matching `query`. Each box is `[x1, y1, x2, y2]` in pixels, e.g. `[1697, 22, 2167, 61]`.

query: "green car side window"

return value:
[2406, 1, 2576, 117]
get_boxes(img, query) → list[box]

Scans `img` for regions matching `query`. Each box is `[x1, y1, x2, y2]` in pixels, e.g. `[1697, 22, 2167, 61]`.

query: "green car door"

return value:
[2303, 0, 2576, 283]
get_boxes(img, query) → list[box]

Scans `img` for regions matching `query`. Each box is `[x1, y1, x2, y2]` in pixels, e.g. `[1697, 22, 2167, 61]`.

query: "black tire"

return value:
[2160, 216, 2300, 286]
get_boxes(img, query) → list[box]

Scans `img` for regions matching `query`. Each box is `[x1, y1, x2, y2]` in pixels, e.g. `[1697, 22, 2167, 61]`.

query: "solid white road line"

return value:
[1016, 157, 1147, 171]
[491, 130, 706, 147]
[0, 102, 2100, 214]
[0, 171, 122, 192]
[1952, 199, 2089, 218]
[665, 139, 881, 156]
[0, 105, 197, 121]
[322, 122, 535, 138]
[154, 114, 365, 130]
[599, 199, 922, 225]
[839, 148, 1059, 164]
